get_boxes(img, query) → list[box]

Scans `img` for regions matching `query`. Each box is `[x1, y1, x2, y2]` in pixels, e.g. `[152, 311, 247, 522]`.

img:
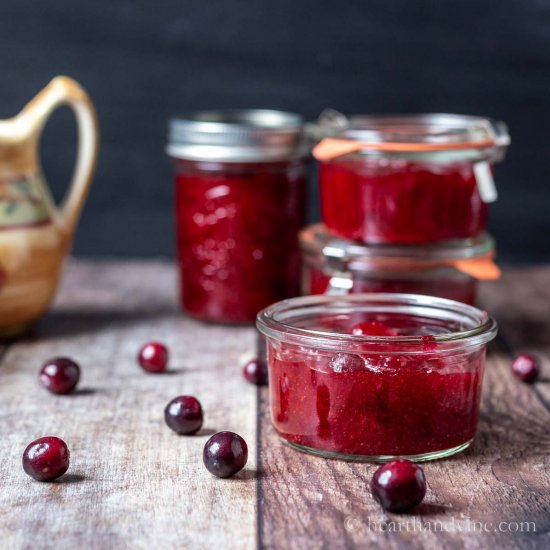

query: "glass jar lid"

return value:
[312, 112, 510, 162]
[300, 224, 499, 280]
[167, 109, 308, 162]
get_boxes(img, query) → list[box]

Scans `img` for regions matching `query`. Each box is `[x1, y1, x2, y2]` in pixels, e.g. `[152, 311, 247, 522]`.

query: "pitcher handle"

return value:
[21, 76, 99, 246]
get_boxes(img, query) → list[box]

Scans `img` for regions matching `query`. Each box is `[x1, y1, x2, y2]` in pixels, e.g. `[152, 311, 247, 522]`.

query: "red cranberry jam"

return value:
[168, 110, 307, 324]
[315, 114, 509, 244]
[257, 294, 497, 461]
[300, 224, 499, 306]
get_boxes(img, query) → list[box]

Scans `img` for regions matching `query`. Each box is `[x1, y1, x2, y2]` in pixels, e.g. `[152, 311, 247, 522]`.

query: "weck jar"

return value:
[313, 113, 510, 244]
[299, 224, 500, 305]
[257, 293, 498, 462]
[167, 110, 308, 324]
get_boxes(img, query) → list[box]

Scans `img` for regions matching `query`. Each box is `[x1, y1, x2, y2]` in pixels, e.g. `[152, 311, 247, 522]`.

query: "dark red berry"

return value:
[138, 342, 168, 373]
[512, 353, 540, 383]
[351, 321, 397, 337]
[164, 395, 203, 435]
[371, 459, 426, 513]
[242, 358, 267, 385]
[39, 357, 80, 394]
[22, 436, 70, 481]
[203, 431, 248, 478]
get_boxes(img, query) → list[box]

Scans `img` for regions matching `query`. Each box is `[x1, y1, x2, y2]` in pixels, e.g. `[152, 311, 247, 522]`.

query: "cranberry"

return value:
[22, 436, 70, 481]
[203, 431, 248, 478]
[138, 342, 168, 373]
[164, 395, 203, 435]
[351, 321, 398, 337]
[371, 459, 426, 513]
[242, 358, 267, 385]
[512, 353, 540, 383]
[39, 357, 80, 394]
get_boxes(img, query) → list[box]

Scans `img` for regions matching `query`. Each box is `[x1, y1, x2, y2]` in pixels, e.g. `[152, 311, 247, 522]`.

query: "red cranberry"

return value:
[351, 321, 398, 337]
[22, 436, 70, 481]
[371, 459, 426, 513]
[164, 395, 203, 435]
[242, 358, 267, 385]
[138, 342, 168, 373]
[39, 357, 80, 394]
[512, 353, 540, 383]
[203, 431, 248, 478]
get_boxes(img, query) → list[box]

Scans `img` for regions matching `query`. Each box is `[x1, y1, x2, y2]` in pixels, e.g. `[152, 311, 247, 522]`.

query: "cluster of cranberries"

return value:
[25, 341, 249, 482]
[163, 395, 247, 477]
[25, 339, 542, 512]
[23, 356, 82, 480]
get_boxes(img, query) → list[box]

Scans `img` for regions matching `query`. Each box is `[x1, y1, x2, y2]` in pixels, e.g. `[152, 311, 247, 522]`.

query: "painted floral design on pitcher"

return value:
[0, 175, 51, 228]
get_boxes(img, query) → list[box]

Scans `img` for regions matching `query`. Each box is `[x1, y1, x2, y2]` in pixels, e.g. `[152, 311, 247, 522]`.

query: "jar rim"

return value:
[167, 109, 308, 162]
[312, 112, 510, 161]
[300, 224, 495, 269]
[256, 293, 497, 354]
[345, 114, 505, 143]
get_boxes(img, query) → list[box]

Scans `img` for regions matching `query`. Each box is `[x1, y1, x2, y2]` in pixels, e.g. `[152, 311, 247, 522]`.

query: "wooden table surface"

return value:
[1, 261, 549, 550]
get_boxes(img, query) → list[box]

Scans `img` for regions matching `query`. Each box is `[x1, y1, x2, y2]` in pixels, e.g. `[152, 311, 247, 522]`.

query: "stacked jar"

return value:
[167, 110, 308, 324]
[304, 113, 510, 305]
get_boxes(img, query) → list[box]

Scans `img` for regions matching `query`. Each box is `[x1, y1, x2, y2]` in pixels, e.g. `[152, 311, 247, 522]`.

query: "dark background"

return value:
[0, 0, 548, 263]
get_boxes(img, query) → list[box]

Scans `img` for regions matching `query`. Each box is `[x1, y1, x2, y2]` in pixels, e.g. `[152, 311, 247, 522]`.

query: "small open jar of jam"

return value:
[313, 114, 510, 244]
[300, 224, 500, 305]
[168, 110, 308, 324]
[257, 293, 497, 461]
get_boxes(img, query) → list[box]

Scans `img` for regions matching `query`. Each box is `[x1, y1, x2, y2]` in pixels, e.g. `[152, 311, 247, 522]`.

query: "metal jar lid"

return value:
[300, 224, 496, 274]
[167, 109, 308, 162]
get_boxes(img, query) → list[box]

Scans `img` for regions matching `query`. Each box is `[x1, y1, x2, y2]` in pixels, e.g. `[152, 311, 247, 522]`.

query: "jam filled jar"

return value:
[314, 114, 510, 244]
[167, 111, 308, 324]
[257, 293, 497, 461]
[300, 224, 500, 305]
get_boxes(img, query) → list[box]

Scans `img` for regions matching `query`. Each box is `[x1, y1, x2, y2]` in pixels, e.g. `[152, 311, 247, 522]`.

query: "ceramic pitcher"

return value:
[0, 76, 99, 336]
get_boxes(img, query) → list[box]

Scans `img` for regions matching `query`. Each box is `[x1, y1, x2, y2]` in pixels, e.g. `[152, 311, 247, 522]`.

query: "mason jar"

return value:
[167, 110, 308, 324]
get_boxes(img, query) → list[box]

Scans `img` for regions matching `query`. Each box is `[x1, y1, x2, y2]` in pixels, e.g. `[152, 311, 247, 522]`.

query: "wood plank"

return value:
[482, 266, 550, 411]
[3, 261, 550, 549]
[258, 267, 550, 550]
[0, 260, 259, 550]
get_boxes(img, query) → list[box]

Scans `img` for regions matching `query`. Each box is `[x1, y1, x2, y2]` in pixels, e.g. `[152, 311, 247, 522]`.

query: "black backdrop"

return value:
[1, 0, 549, 263]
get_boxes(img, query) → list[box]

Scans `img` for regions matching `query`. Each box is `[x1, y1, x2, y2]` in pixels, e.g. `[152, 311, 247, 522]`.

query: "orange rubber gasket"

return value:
[313, 138, 497, 161]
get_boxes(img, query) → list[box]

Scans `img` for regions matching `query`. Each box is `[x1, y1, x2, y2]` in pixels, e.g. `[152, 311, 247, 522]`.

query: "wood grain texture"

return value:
[2, 262, 550, 550]
[258, 267, 550, 550]
[0, 260, 259, 550]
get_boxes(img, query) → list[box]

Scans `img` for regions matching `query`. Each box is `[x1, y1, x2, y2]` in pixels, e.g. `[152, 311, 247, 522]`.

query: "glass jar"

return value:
[300, 224, 499, 305]
[167, 110, 308, 324]
[257, 293, 497, 462]
[314, 114, 510, 244]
